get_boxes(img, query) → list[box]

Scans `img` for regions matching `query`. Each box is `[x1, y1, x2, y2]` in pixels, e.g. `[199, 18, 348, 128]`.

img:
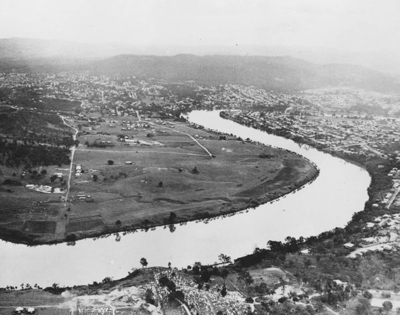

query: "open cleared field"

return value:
[0, 116, 318, 244]
[66, 216, 105, 233]
[24, 220, 57, 234]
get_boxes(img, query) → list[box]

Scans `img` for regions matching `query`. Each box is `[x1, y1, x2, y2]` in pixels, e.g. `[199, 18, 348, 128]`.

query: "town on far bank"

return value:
[3, 72, 400, 314]
[221, 92, 400, 255]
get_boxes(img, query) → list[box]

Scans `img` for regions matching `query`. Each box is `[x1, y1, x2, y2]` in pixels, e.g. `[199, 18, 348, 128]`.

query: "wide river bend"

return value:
[0, 111, 370, 287]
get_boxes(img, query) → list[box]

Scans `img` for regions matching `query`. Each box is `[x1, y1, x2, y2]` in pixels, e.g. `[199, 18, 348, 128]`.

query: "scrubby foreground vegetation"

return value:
[3, 249, 399, 315]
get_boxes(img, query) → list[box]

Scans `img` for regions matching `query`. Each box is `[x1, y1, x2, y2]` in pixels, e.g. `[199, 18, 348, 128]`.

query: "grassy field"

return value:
[0, 115, 318, 244]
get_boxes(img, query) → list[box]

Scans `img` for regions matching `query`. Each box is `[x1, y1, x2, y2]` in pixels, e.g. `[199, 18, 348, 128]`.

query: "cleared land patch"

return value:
[66, 216, 105, 233]
[24, 220, 57, 234]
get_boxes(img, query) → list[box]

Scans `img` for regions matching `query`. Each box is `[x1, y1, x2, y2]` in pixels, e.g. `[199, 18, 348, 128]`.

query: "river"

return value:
[0, 110, 370, 288]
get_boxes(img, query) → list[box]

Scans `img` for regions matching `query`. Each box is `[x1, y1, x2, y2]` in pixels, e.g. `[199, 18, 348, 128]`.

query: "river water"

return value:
[0, 110, 370, 287]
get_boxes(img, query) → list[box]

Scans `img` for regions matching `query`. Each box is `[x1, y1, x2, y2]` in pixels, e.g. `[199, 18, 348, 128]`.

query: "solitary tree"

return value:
[92, 174, 98, 182]
[169, 224, 176, 233]
[356, 298, 372, 315]
[383, 301, 393, 314]
[102, 277, 112, 284]
[363, 291, 373, 300]
[140, 257, 148, 268]
[221, 285, 227, 297]
[52, 283, 59, 289]
[158, 181, 163, 187]
[218, 253, 232, 264]
[169, 212, 177, 222]
[191, 166, 199, 174]
[107, 160, 114, 165]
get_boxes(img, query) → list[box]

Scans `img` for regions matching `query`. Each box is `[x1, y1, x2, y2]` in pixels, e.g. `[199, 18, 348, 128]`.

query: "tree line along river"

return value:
[0, 110, 370, 287]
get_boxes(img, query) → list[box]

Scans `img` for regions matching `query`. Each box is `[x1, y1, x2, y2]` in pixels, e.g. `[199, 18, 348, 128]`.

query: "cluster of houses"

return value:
[118, 135, 163, 147]
[346, 214, 400, 258]
[230, 106, 400, 161]
[25, 184, 64, 194]
[75, 164, 83, 177]
[379, 168, 400, 209]
[198, 84, 306, 110]
[13, 307, 35, 314]
[120, 120, 150, 130]
[72, 194, 92, 202]
[302, 87, 400, 116]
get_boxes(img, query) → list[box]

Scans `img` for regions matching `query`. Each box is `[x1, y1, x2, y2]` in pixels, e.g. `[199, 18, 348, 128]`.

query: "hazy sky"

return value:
[0, 0, 399, 52]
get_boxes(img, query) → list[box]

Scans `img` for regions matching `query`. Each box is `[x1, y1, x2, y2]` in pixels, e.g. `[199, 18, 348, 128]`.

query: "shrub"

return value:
[2, 179, 22, 186]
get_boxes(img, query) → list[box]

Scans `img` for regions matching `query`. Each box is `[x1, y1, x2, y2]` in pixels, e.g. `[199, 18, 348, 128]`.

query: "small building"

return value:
[333, 279, 348, 287]
[300, 249, 310, 255]
[125, 161, 133, 165]
[343, 242, 354, 248]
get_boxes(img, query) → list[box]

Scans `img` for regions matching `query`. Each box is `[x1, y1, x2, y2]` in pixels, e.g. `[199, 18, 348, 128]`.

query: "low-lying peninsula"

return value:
[0, 114, 318, 245]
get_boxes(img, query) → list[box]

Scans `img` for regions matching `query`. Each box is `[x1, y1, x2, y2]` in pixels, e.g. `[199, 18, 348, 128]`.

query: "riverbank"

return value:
[218, 110, 399, 257]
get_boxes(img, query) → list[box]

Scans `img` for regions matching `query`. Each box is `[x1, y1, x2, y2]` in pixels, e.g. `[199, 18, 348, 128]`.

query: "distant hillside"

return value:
[90, 54, 400, 92]
[0, 38, 399, 93]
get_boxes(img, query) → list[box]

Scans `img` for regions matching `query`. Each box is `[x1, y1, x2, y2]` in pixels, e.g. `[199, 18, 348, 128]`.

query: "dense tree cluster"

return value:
[0, 85, 79, 112]
[0, 139, 70, 168]
[0, 110, 73, 146]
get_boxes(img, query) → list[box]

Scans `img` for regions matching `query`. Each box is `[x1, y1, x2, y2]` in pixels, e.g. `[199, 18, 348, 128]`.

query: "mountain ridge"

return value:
[0, 38, 399, 93]
[89, 54, 400, 93]
[2, 37, 400, 75]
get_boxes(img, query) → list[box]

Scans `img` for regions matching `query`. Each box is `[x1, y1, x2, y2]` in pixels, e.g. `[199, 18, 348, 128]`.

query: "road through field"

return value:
[75, 147, 209, 157]
[59, 115, 79, 201]
[160, 125, 214, 158]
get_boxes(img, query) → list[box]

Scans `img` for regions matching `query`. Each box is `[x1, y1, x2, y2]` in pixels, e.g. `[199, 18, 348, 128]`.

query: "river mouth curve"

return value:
[0, 110, 371, 287]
